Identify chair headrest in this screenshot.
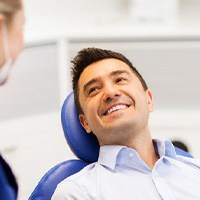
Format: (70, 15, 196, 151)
(61, 92, 99, 163)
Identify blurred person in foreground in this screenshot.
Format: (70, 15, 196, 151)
(53, 47, 200, 199)
(0, 0, 25, 199)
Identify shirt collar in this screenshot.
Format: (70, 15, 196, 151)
(153, 139, 177, 159)
(98, 145, 124, 170)
(98, 139, 177, 171)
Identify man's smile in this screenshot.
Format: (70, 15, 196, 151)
(103, 103, 130, 116)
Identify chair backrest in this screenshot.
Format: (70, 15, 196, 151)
(28, 160, 88, 200)
(61, 92, 99, 163)
(29, 92, 193, 199)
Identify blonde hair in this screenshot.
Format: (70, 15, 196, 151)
(0, 0, 22, 25)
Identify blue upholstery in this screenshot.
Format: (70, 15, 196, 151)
(61, 92, 99, 163)
(28, 160, 88, 200)
(0, 164, 16, 200)
(29, 92, 193, 200)
(0, 155, 18, 200)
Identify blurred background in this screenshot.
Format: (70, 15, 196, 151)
(0, 0, 200, 199)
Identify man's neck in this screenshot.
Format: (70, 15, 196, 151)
(124, 128, 159, 169)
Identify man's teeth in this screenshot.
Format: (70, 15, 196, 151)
(107, 105, 127, 115)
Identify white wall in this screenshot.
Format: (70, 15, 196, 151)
(23, 0, 128, 40)
(23, 0, 200, 42)
(24, 0, 126, 23)
(23, 0, 200, 24)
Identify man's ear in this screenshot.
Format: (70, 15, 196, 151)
(79, 114, 92, 133)
(146, 89, 154, 112)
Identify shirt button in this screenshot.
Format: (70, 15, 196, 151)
(129, 153, 134, 157)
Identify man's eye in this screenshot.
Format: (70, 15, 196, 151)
(88, 87, 99, 95)
(116, 77, 126, 83)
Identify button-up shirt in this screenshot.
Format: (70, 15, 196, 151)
(52, 139, 200, 200)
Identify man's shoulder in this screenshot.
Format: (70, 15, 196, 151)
(52, 162, 98, 199)
(60, 162, 98, 186)
(176, 155, 200, 169)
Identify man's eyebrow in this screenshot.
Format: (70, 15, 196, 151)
(83, 78, 99, 92)
(110, 70, 131, 77)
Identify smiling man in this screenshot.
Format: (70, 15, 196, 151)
(52, 47, 200, 200)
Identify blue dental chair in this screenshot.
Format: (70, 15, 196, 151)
(28, 92, 193, 200)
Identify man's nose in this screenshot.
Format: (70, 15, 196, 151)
(102, 84, 121, 102)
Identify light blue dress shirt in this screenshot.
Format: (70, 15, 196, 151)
(52, 139, 200, 199)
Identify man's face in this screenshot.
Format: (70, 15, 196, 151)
(78, 58, 154, 146)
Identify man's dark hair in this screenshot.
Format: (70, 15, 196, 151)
(71, 47, 148, 114)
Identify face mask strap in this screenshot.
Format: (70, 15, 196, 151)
(1, 22, 10, 61)
(0, 22, 12, 85)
